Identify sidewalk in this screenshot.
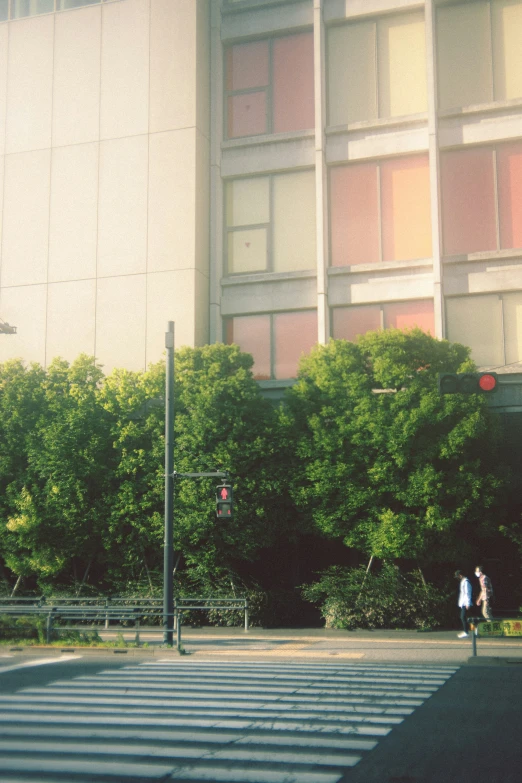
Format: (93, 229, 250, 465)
(97, 625, 522, 665)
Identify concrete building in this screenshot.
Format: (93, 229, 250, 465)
(1, 0, 522, 386)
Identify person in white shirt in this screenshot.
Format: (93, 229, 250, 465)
(455, 569, 472, 638)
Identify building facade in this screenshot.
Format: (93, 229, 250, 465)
(1, 0, 522, 382)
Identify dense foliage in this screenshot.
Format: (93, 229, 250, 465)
(284, 329, 506, 565)
(0, 330, 517, 628)
(301, 564, 451, 630)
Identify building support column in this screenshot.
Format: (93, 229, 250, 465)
(425, 0, 445, 338)
(314, 0, 329, 345)
(209, 2, 224, 343)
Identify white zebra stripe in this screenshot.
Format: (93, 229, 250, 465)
(0, 660, 458, 783)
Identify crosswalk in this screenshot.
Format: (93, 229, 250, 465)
(0, 660, 458, 782)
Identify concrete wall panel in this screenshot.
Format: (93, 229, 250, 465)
(46, 279, 96, 363)
(2, 149, 50, 287)
(0, 24, 7, 157)
(150, 0, 196, 134)
(0, 284, 47, 365)
(49, 142, 98, 282)
(100, 0, 149, 140)
(96, 274, 146, 372)
(53, 5, 101, 147)
(98, 135, 148, 277)
(5, 14, 54, 154)
(148, 129, 196, 273)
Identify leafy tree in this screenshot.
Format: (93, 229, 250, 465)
(99, 344, 295, 593)
(0, 360, 48, 591)
(284, 329, 506, 565)
(2, 356, 115, 591)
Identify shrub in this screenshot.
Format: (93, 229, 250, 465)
(302, 564, 450, 630)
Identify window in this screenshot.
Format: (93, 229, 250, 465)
(446, 292, 522, 366)
(226, 170, 316, 274)
(225, 32, 314, 139)
(437, 0, 522, 111)
(327, 11, 427, 126)
(11, 0, 53, 16)
(332, 301, 434, 342)
(225, 310, 318, 380)
(440, 141, 522, 256)
(330, 155, 432, 266)
(3, 0, 113, 18)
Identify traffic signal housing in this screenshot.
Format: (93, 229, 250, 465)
(437, 372, 498, 395)
(216, 483, 233, 519)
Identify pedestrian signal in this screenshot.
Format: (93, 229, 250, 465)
(216, 484, 233, 519)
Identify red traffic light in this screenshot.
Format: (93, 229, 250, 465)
(478, 373, 497, 392)
(437, 372, 498, 394)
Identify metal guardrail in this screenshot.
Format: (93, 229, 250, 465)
(0, 596, 249, 646)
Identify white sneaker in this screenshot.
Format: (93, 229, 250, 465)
(458, 632, 468, 638)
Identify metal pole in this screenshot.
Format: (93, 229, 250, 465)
(163, 322, 175, 646)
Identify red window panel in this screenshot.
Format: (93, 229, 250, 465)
(227, 92, 267, 138)
(384, 300, 434, 334)
(272, 33, 315, 133)
(497, 141, 522, 251)
(441, 148, 497, 255)
(226, 41, 270, 91)
(274, 311, 317, 379)
(330, 163, 380, 266)
(226, 315, 271, 380)
(332, 306, 382, 341)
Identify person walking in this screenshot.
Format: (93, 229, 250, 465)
(475, 565, 494, 621)
(455, 570, 472, 638)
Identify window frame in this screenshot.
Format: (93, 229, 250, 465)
(436, 0, 522, 112)
(445, 291, 522, 367)
(1, 0, 114, 19)
(440, 140, 522, 257)
(225, 169, 316, 276)
(331, 299, 435, 342)
(326, 9, 428, 128)
(225, 309, 318, 380)
(224, 30, 314, 141)
(329, 153, 432, 267)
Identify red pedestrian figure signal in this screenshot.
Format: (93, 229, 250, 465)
(216, 484, 233, 519)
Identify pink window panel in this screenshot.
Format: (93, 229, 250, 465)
(226, 41, 270, 91)
(441, 148, 497, 255)
(384, 300, 434, 335)
(226, 315, 271, 380)
(497, 142, 522, 251)
(272, 33, 315, 133)
(227, 92, 267, 138)
(380, 155, 432, 263)
(330, 163, 380, 266)
(274, 311, 318, 379)
(332, 306, 382, 342)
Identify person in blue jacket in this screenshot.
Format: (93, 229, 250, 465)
(455, 570, 472, 638)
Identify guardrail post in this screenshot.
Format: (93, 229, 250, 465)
(173, 598, 177, 631)
(244, 599, 249, 632)
(105, 599, 109, 630)
(135, 617, 140, 647)
(176, 613, 181, 651)
(46, 610, 54, 644)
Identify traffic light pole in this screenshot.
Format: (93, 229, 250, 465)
(163, 321, 175, 646)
